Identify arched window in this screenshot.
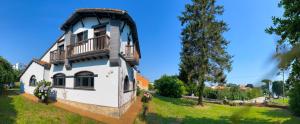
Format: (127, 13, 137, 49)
(29, 75, 36, 86)
(132, 79, 136, 90)
(74, 71, 94, 89)
(124, 76, 129, 92)
(53, 73, 66, 88)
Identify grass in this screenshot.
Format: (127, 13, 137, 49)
(0, 89, 103, 124)
(271, 98, 289, 106)
(136, 95, 300, 124)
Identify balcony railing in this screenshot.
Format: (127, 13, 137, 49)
(124, 45, 139, 65)
(67, 35, 110, 61)
(50, 50, 65, 64)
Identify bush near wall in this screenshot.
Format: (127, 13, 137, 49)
(154, 75, 186, 98)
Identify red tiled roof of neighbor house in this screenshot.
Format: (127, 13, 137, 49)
(136, 73, 149, 90)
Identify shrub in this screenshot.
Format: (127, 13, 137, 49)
(140, 92, 152, 120)
(289, 81, 300, 116)
(154, 75, 185, 98)
(203, 86, 263, 101)
(34, 80, 51, 104)
(136, 86, 141, 96)
(203, 87, 218, 99)
(148, 83, 154, 91)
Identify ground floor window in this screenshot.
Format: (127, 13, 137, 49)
(74, 71, 94, 89)
(53, 73, 66, 88)
(29, 75, 36, 86)
(124, 76, 129, 92)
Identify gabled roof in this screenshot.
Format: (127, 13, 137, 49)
(61, 8, 141, 58)
(19, 59, 51, 79)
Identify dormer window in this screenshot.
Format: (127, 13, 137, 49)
(76, 30, 88, 42)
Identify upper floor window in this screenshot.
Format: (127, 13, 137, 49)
(53, 73, 66, 88)
(124, 76, 129, 92)
(29, 75, 36, 86)
(74, 71, 94, 89)
(94, 26, 106, 37)
(76, 30, 88, 42)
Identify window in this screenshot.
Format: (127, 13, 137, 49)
(124, 76, 129, 92)
(76, 30, 88, 42)
(133, 79, 136, 90)
(29, 75, 36, 86)
(74, 71, 94, 89)
(94, 26, 106, 37)
(53, 73, 66, 88)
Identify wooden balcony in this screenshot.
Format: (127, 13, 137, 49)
(124, 45, 139, 65)
(50, 50, 65, 64)
(67, 35, 110, 62)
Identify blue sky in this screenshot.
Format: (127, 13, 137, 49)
(0, 0, 283, 85)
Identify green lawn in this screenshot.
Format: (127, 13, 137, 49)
(137, 96, 300, 124)
(0, 89, 102, 124)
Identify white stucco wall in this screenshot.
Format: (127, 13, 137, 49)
(20, 62, 47, 94)
(119, 58, 136, 106)
(50, 59, 119, 107)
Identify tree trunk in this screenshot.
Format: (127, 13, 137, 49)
(197, 80, 205, 106)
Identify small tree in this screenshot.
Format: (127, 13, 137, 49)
(0, 56, 16, 95)
(261, 79, 272, 97)
(154, 75, 185, 98)
(272, 81, 284, 97)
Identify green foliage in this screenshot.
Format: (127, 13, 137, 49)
(178, 0, 232, 105)
(0, 56, 19, 95)
(0, 56, 15, 83)
(287, 60, 300, 116)
(183, 81, 197, 96)
(203, 87, 263, 100)
(272, 80, 284, 97)
(136, 86, 141, 96)
(34, 80, 51, 103)
(266, 0, 300, 116)
(148, 83, 154, 91)
(154, 75, 185, 98)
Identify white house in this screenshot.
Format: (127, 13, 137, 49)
(19, 8, 141, 118)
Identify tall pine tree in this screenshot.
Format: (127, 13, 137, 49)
(179, 0, 232, 105)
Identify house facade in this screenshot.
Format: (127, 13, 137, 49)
(19, 8, 141, 118)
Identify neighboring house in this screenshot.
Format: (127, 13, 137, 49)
(136, 73, 149, 90)
(19, 8, 141, 118)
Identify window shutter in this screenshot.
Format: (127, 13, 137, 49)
(83, 30, 88, 41)
(71, 34, 76, 45)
